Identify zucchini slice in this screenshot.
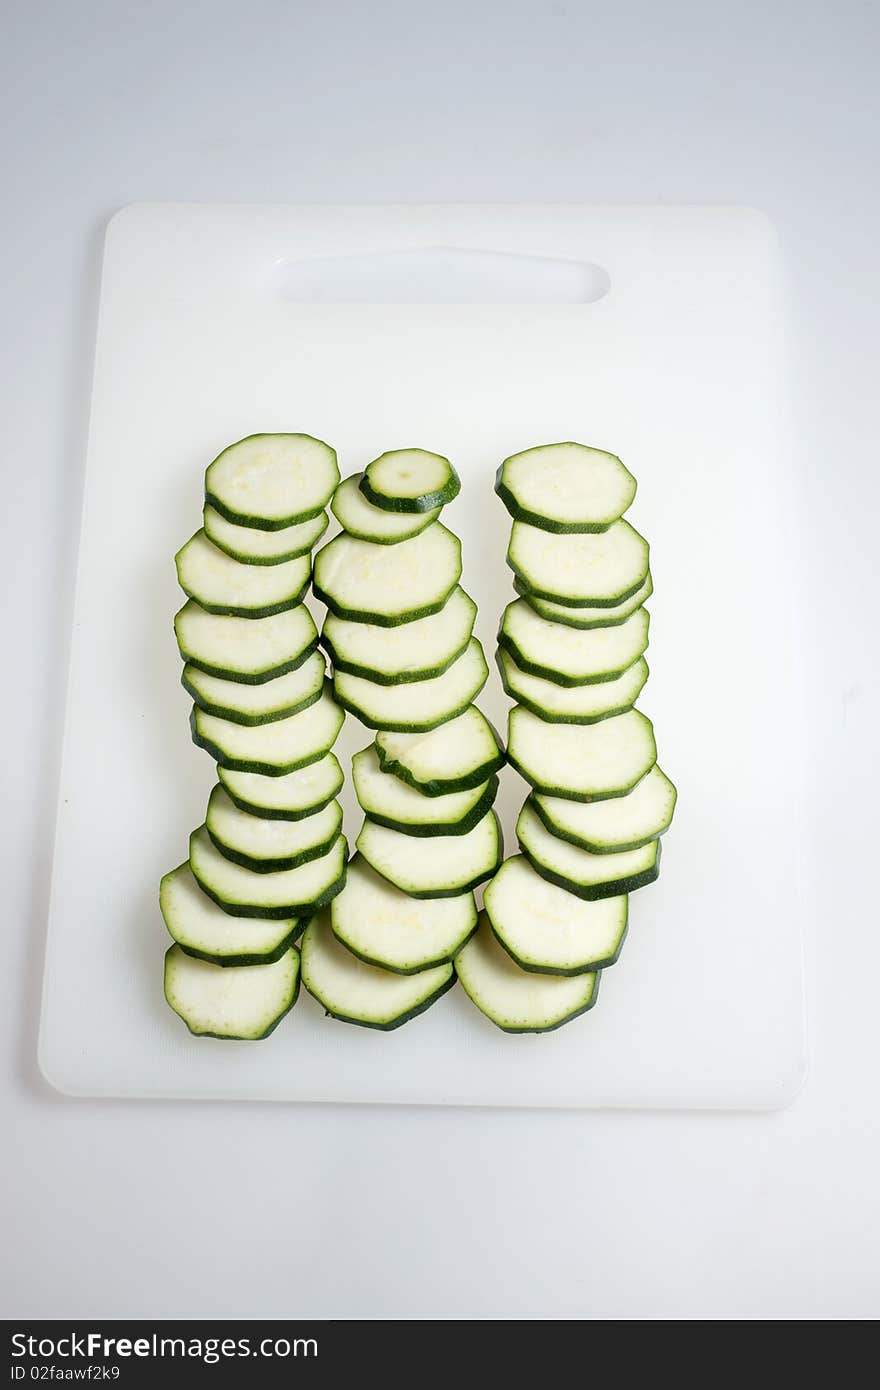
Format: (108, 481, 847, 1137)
(515, 572, 653, 629)
(355, 810, 502, 898)
(331, 474, 441, 543)
(360, 448, 460, 513)
(164, 942, 300, 1038)
(189, 824, 347, 918)
(160, 862, 305, 966)
(205, 433, 339, 530)
(333, 637, 488, 732)
(174, 530, 310, 617)
(507, 705, 656, 801)
(331, 854, 477, 974)
(353, 743, 498, 836)
(495, 442, 636, 533)
(314, 523, 462, 626)
(219, 754, 344, 821)
(191, 683, 344, 775)
(203, 504, 328, 565)
(531, 765, 677, 853)
(301, 910, 455, 1030)
(206, 786, 343, 873)
(517, 801, 661, 899)
(182, 650, 326, 726)
(375, 707, 505, 796)
(174, 600, 319, 685)
(454, 914, 600, 1034)
(499, 599, 649, 686)
(322, 587, 476, 685)
(507, 519, 649, 607)
(484, 855, 628, 975)
(497, 650, 648, 724)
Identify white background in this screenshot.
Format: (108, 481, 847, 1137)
(2, 0, 877, 1319)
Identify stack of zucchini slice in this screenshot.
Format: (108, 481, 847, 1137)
(300, 449, 506, 1029)
(162, 434, 348, 1038)
(456, 442, 677, 1033)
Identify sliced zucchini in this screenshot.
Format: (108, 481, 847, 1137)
(507, 518, 649, 607)
(174, 600, 318, 684)
(531, 765, 677, 853)
(301, 911, 455, 1030)
(191, 683, 344, 775)
(515, 572, 653, 629)
(189, 824, 347, 918)
(499, 599, 649, 686)
(182, 650, 326, 726)
(160, 862, 304, 966)
(204, 504, 328, 565)
(322, 587, 476, 685)
(517, 801, 661, 899)
(164, 943, 300, 1038)
(174, 530, 310, 617)
(375, 707, 505, 796)
(219, 754, 344, 821)
(355, 810, 502, 898)
(313, 523, 462, 626)
(455, 914, 600, 1034)
(497, 649, 648, 724)
(331, 854, 477, 973)
(507, 705, 656, 801)
(206, 785, 343, 873)
(205, 433, 339, 530)
(360, 448, 460, 513)
(333, 637, 488, 732)
(331, 474, 441, 543)
(353, 743, 497, 836)
(483, 855, 627, 974)
(495, 441, 636, 532)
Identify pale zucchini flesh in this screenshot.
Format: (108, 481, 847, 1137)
(219, 754, 344, 821)
(189, 824, 347, 919)
(191, 683, 344, 775)
(515, 572, 653, 629)
(499, 599, 649, 686)
(517, 801, 661, 899)
(203, 504, 328, 565)
(532, 765, 677, 853)
(322, 587, 476, 685)
(206, 786, 343, 873)
(301, 910, 455, 1030)
(360, 448, 460, 513)
(160, 863, 305, 966)
(356, 810, 502, 898)
(182, 651, 326, 726)
(164, 943, 301, 1038)
(497, 650, 649, 724)
(313, 523, 462, 625)
(174, 600, 319, 684)
(375, 707, 505, 795)
(205, 433, 339, 529)
(507, 705, 657, 801)
(495, 442, 637, 533)
(507, 518, 649, 607)
(484, 855, 628, 975)
(333, 637, 488, 732)
(331, 474, 440, 543)
(454, 914, 600, 1034)
(331, 855, 477, 974)
(174, 530, 310, 617)
(353, 743, 498, 836)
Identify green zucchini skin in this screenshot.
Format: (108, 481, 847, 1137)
(495, 470, 616, 535)
(374, 740, 505, 797)
(189, 707, 335, 777)
(181, 667, 323, 726)
(219, 779, 342, 823)
(308, 969, 457, 1030)
(489, 916, 628, 977)
(475, 978, 601, 1034)
(163, 945, 301, 1037)
(496, 620, 648, 688)
(513, 572, 654, 629)
(204, 506, 328, 564)
(361, 775, 499, 838)
(357, 813, 504, 899)
(175, 569, 310, 620)
(313, 580, 455, 629)
(320, 629, 472, 687)
(192, 861, 347, 921)
(332, 678, 487, 735)
(359, 451, 461, 514)
(506, 561, 646, 609)
(205, 432, 339, 531)
(527, 792, 672, 855)
(520, 840, 662, 901)
(179, 634, 320, 686)
(177, 920, 307, 969)
(206, 808, 343, 875)
(334, 924, 478, 977)
(495, 649, 646, 725)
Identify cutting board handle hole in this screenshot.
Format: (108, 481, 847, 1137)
(270, 247, 610, 304)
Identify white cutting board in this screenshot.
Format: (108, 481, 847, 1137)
(39, 204, 807, 1108)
